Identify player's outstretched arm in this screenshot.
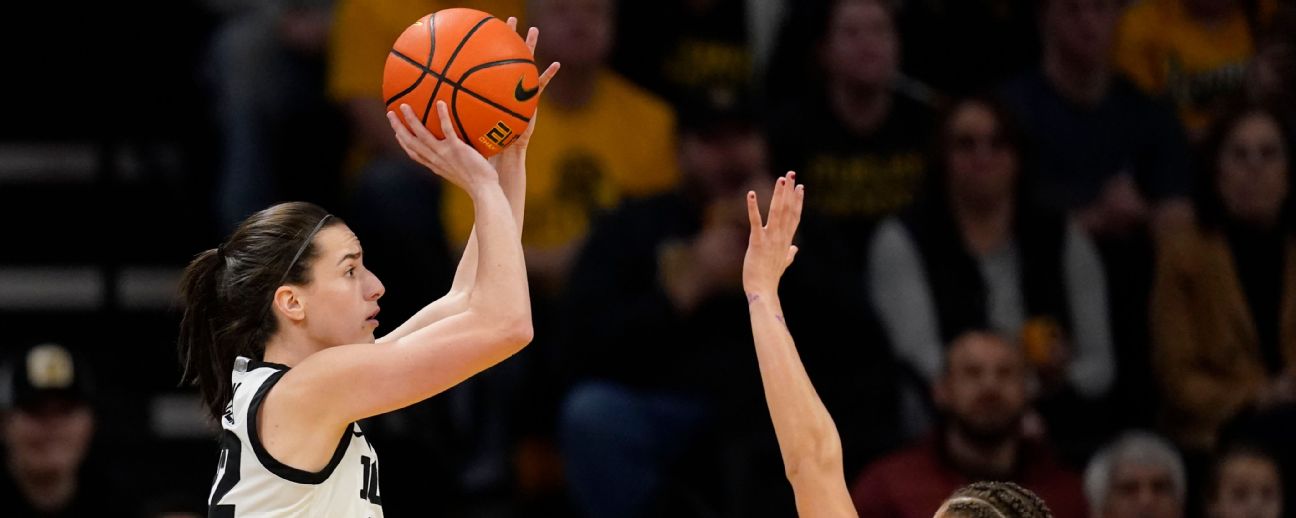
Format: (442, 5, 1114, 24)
(379, 19, 559, 344)
(274, 99, 533, 439)
(744, 172, 857, 518)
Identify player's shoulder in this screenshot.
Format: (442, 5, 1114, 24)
(224, 357, 288, 426)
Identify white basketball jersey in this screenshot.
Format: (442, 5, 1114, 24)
(208, 357, 384, 517)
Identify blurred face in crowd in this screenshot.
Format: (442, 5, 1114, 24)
(946, 101, 1019, 210)
(1103, 461, 1183, 518)
(681, 126, 767, 201)
(1250, 42, 1295, 104)
(1043, 0, 1120, 68)
(935, 333, 1028, 446)
(1216, 112, 1290, 228)
(821, 0, 898, 90)
(530, 0, 614, 70)
(1209, 453, 1283, 518)
(3, 400, 94, 481)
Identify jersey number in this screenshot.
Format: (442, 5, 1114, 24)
(209, 430, 242, 517)
(360, 455, 382, 505)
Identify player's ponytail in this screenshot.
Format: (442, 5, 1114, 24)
(177, 202, 343, 421)
(178, 247, 231, 421)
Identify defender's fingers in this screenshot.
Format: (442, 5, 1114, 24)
(769, 175, 789, 227)
(775, 172, 797, 228)
(746, 191, 764, 231)
(788, 184, 805, 233)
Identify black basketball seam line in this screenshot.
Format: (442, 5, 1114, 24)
(388, 50, 534, 123)
(422, 15, 495, 125)
(384, 13, 437, 107)
(451, 88, 471, 146)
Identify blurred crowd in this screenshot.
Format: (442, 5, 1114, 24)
(3, 0, 1296, 517)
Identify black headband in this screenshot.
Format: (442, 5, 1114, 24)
(277, 214, 333, 288)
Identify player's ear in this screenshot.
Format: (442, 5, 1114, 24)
(272, 286, 307, 322)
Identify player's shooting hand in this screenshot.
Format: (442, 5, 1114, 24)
(388, 101, 499, 194)
(743, 171, 804, 296)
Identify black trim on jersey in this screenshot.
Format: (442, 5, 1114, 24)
(245, 369, 353, 485)
(245, 358, 291, 372)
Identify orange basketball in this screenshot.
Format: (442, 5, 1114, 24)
(383, 8, 540, 158)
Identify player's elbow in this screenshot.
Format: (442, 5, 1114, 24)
(486, 311, 532, 351)
(783, 426, 844, 483)
(504, 316, 534, 348)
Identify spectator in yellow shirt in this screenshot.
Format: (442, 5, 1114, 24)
(441, 0, 681, 293)
(328, 0, 524, 162)
(1114, 0, 1275, 137)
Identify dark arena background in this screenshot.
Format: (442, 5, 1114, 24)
(2, 0, 1295, 517)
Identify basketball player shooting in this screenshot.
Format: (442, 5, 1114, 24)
(743, 173, 1055, 518)
(181, 18, 557, 517)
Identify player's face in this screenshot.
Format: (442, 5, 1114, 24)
(1209, 455, 1283, 518)
(3, 400, 94, 479)
(1103, 462, 1182, 518)
(1217, 112, 1289, 228)
(822, 0, 897, 89)
(946, 102, 1017, 208)
(300, 225, 385, 345)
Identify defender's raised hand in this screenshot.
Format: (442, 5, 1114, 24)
(743, 171, 805, 295)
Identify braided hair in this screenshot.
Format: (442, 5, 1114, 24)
(939, 482, 1053, 518)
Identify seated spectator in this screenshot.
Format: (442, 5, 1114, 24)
(612, 0, 755, 108)
(1151, 105, 1296, 454)
(850, 331, 1087, 518)
(1207, 444, 1283, 518)
(558, 96, 769, 518)
(767, 0, 934, 263)
(1115, 0, 1277, 137)
(0, 343, 139, 517)
(1000, 0, 1193, 435)
(1001, 0, 1192, 241)
(1083, 431, 1186, 518)
(440, 0, 681, 295)
(1248, 5, 1296, 134)
(443, 3, 683, 501)
(868, 96, 1113, 440)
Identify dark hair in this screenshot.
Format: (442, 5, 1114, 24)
(1193, 103, 1295, 232)
(178, 202, 344, 420)
(927, 95, 1035, 192)
(1208, 442, 1284, 502)
(942, 481, 1054, 518)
